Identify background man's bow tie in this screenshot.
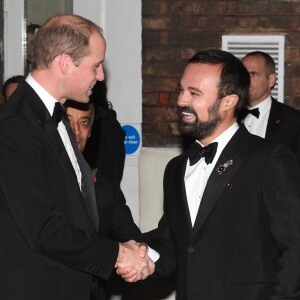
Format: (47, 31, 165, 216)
(52, 102, 63, 127)
(189, 142, 218, 166)
(245, 107, 260, 118)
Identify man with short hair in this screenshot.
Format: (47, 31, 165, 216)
(240, 51, 300, 163)
(0, 14, 152, 300)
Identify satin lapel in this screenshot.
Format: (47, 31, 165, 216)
(191, 126, 248, 240)
(265, 98, 283, 141)
(62, 117, 99, 233)
(43, 118, 76, 172)
(20, 81, 75, 172)
(174, 152, 194, 232)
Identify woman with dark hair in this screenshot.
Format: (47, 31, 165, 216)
(83, 80, 126, 182)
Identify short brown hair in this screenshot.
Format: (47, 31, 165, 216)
(33, 14, 103, 69)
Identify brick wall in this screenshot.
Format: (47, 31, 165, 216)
(142, 0, 300, 147)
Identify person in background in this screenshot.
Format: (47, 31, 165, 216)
(0, 14, 153, 300)
(83, 80, 126, 182)
(120, 49, 300, 299)
(1, 75, 25, 102)
(65, 100, 94, 153)
(64, 99, 157, 297)
(239, 51, 300, 164)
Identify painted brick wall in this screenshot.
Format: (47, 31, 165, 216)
(142, 0, 300, 147)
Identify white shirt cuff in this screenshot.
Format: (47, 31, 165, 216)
(147, 246, 160, 262)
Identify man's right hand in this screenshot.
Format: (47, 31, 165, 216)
(115, 240, 155, 282)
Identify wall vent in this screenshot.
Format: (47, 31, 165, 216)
(222, 35, 285, 102)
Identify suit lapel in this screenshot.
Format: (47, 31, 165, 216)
(265, 98, 283, 141)
(63, 117, 99, 232)
(174, 153, 194, 232)
(191, 126, 249, 240)
(182, 155, 194, 232)
(21, 82, 99, 232)
(43, 118, 76, 171)
(21, 81, 75, 172)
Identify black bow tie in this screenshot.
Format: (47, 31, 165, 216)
(245, 108, 260, 118)
(52, 102, 63, 127)
(189, 142, 218, 166)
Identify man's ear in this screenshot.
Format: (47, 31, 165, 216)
(268, 73, 277, 89)
(58, 54, 72, 75)
(222, 94, 238, 112)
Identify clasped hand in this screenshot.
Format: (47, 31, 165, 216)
(115, 240, 155, 282)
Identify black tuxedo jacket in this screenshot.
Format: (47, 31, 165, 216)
(0, 81, 141, 300)
(148, 125, 300, 300)
(239, 97, 300, 164)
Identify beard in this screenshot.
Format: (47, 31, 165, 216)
(179, 99, 221, 140)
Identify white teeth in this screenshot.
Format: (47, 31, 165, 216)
(182, 112, 194, 117)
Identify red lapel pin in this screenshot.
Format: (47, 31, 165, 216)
(226, 182, 233, 189)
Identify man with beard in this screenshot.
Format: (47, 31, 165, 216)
(120, 49, 300, 299)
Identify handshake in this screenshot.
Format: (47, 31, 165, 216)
(115, 240, 155, 282)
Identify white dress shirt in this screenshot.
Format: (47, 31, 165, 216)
(26, 74, 82, 189)
(185, 122, 239, 226)
(241, 96, 272, 138)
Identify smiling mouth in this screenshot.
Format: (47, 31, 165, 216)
(88, 83, 95, 91)
(181, 111, 196, 123)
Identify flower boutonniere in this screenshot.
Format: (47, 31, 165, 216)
(275, 119, 281, 125)
(92, 168, 98, 182)
(216, 160, 233, 175)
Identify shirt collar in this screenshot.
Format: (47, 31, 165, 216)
(26, 73, 59, 116)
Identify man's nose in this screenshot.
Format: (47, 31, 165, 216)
(177, 91, 189, 107)
(72, 123, 82, 136)
(96, 65, 105, 81)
